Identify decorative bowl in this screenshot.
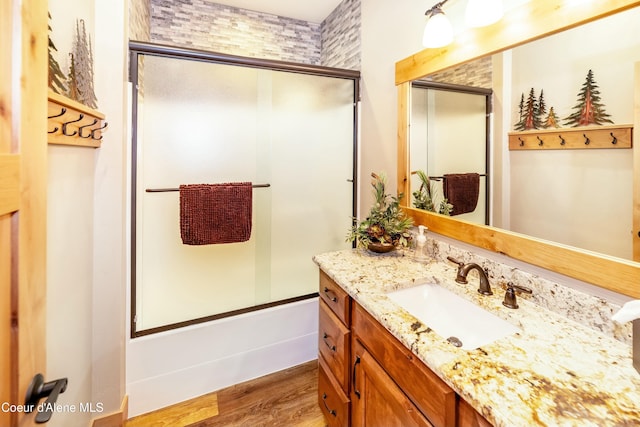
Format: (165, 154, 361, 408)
(367, 242, 396, 253)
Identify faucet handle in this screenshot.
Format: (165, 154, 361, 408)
(446, 256, 464, 267)
(447, 257, 468, 284)
(447, 256, 464, 268)
(502, 282, 533, 309)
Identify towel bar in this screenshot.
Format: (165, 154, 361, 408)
(146, 183, 270, 192)
(427, 174, 486, 181)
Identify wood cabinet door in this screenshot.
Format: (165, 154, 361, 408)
(1, 0, 48, 426)
(351, 341, 433, 427)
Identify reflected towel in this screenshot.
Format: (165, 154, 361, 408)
(179, 183, 252, 245)
(443, 173, 480, 216)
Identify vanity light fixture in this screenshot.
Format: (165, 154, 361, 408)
(422, 0, 504, 47)
(423, 0, 453, 48)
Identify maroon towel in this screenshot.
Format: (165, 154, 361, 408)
(179, 183, 252, 245)
(443, 173, 480, 216)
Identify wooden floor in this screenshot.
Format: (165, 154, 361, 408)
(126, 360, 327, 427)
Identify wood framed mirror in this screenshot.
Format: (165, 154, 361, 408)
(397, 0, 640, 298)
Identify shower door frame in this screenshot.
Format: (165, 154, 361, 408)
(411, 81, 492, 225)
(128, 41, 360, 337)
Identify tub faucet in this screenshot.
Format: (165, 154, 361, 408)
(447, 257, 493, 295)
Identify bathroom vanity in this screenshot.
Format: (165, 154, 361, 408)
(314, 241, 640, 427)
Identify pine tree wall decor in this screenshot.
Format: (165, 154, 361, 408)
(48, 12, 68, 95)
(543, 106, 561, 128)
(509, 72, 627, 150)
(514, 94, 525, 130)
(514, 88, 561, 130)
(72, 19, 98, 109)
(564, 69, 613, 126)
(48, 13, 99, 110)
(47, 13, 107, 147)
(512, 81, 606, 131)
(67, 53, 81, 102)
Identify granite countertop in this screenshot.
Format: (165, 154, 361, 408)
(313, 249, 640, 427)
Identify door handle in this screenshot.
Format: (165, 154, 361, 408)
(24, 373, 68, 423)
(352, 355, 361, 399)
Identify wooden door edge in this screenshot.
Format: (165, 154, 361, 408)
(91, 395, 128, 427)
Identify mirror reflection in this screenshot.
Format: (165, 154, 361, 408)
(409, 6, 639, 260)
(410, 82, 491, 225)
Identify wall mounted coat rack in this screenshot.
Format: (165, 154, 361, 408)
(48, 90, 107, 148)
(508, 124, 632, 150)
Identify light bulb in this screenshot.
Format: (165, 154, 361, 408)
(465, 0, 503, 28)
(422, 9, 453, 48)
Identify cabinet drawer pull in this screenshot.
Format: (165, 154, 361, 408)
(321, 393, 337, 416)
(322, 333, 337, 352)
(352, 355, 361, 399)
(323, 287, 338, 302)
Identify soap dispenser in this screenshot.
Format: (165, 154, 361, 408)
(415, 225, 428, 262)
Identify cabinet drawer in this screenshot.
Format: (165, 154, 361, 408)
(319, 270, 350, 325)
(319, 300, 350, 393)
(318, 357, 350, 427)
(353, 302, 456, 427)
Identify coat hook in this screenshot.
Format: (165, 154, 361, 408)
(583, 133, 590, 145)
(610, 132, 617, 145)
(537, 136, 544, 146)
(78, 119, 99, 138)
(90, 122, 108, 140)
(47, 107, 67, 134)
(61, 114, 84, 136)
(518, 137, 524, 146)
(48, 107, 66, 119)
(558, 135, 566, 145)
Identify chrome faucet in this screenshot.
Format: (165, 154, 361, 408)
(447, 257, 493, 295)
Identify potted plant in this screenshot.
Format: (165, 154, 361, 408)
(412, 170, 453, 215)
(347, 172, 413, 252)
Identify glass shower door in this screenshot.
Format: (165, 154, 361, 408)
(132, 51, 356, 334)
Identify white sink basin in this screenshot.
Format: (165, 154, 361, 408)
(387, 283, 519, 350)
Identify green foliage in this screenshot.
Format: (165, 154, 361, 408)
(412, 170, 453, 215)
(347, 172, 413, 249)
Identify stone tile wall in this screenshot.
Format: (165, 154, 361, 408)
(150, 0, 322, 65)
(321, 0, 361, 70)
(428, 56, 492, 88)
(149, 0, 361, 70)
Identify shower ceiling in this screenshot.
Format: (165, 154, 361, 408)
(211, 0, 343, 23)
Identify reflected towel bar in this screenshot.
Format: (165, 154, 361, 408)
(410, 171, 487, 181)
(427, 174, 486, 181)
(146, 183, 271, 192)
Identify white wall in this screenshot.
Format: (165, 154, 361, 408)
(92, 0, 128, 416)
(46, 147, 95, 427)
(359, 0, 424, 208)
(46, 0, 128, 425)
